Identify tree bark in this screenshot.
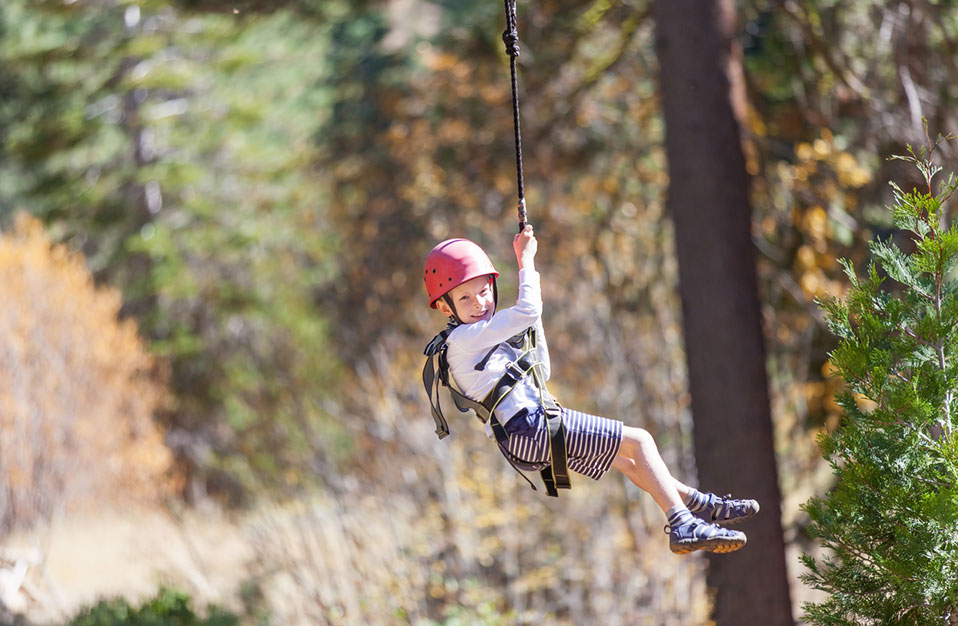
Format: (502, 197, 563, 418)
(652, 1, 793, 623)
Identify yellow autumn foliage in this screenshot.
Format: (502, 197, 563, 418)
(0, 213, 171, 535)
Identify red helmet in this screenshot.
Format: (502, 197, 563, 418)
(423, 238, 499, 309)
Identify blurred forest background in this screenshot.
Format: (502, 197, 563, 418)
(1, 0, 957, 624)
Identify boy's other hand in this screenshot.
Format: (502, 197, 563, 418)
(514, 223, 537, 270)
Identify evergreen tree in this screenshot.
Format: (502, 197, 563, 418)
(802, 135, 958, 626)
(0, 0, 346, 501)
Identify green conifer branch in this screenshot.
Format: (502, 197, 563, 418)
(803, 131, 958, 625)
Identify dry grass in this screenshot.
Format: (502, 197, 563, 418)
(3, 469, 712, 625)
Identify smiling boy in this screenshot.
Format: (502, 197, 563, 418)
(423, 225, 758, 554)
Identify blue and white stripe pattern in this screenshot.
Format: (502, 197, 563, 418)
(685, 489, 761, 525)
(497, 406, 623, 480)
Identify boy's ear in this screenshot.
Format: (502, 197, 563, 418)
(435, 299, 454, 318)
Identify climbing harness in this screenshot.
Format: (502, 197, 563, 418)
(422, 324, 571, 496)
(502, 0, 527, 232)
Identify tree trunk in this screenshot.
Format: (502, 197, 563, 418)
(652, 1, 793, 624)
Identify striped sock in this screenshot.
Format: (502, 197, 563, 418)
(684, 488, 714, 513)
(666, 505, 695, 529)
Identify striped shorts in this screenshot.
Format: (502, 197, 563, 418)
(497, 406, 623, 480)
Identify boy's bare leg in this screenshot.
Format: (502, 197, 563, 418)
(612, 426, 748, 554)
(672, 478, 695, 501)
(611, 432, 760, 527)
(611, 425, 685, 513)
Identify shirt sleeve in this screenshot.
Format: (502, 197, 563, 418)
(534, 317, 550, 382)
(448, 268, 542, 352)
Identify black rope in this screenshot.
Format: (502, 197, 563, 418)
(502, 0, 526, 232)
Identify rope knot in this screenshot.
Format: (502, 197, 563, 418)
(502, 29, 520, 57)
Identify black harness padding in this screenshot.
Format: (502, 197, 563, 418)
(423, 325, 456, 439)
(422, 325, 571, 496)
(541, 404, 570, 495)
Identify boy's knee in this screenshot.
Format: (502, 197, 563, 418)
(619, 426, 655, 459)
(623, 425, 654, 448)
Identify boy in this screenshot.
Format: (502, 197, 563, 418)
(423, 225, 758, 554)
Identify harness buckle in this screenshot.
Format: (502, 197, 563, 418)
(504, 359, 528, 381)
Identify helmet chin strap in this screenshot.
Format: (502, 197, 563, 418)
(442, 294, 464, 326)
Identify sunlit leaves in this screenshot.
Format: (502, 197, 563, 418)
(0, 214, 172, 536)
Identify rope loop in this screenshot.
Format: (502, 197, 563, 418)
(502, 0, 521, 58)
(502, 29, 520, 57)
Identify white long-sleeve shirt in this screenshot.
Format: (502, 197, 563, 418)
(443, 268, 551, 436)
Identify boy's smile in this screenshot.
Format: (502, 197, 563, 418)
(437, 274, 496, 324)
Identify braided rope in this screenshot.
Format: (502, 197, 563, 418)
(502, 0, 526, 232)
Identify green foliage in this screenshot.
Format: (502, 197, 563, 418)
(66, 588, 238, 626)
(802, 140, 958, 625)
(0, 0, 347, 500)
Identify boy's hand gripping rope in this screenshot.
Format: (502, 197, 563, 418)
(502, 0, 526, 233)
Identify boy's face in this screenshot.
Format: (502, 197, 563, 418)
(436, 275, 495, 324)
